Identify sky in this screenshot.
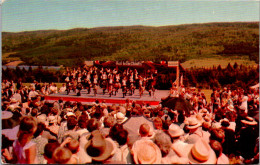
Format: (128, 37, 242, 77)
(1, 0, 259, 32)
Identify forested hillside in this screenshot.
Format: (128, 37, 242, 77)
(2, 22, 259, 66)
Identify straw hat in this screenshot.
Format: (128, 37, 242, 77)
(186, 117, 202, 129)
(188, 139, 217, 164)
(168, 124, 184, 138)
(241, 116, 257, 126)
(132, 140, 162, 164)
(115, 112, 128, 124)
(84, 130, 115, 162)
(2, 111, 13, 119)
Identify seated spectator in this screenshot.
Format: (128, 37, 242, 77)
(59, 84, 67, 93)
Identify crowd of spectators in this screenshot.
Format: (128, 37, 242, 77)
(1, 76, 259, 164)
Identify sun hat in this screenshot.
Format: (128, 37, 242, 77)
(241, 116, 257, 126)
(188, 139, 217, 164)
(115, 112, 128, 124)
(2, 111, 13, 119)
(84, 130, 115, 162)
(132, 139, 162, 164)
(168, 124, 184, 138)
(186, 117, 202, 129)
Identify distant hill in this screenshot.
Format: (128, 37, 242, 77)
(2, 22, 259, 66)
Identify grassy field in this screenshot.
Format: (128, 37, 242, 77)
(2, 52, 22, 64)
(181, 56, 257, 69)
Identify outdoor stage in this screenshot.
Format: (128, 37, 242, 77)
(44, 89, 170, 106)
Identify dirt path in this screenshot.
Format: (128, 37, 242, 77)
(5, 61, 24, 66)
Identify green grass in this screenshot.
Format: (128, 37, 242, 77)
(181, 57, 257, 69)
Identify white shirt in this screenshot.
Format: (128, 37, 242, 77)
(29, 90, 39, 100)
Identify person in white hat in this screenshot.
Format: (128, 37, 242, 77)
(184, 117, 203, 144)
(132, 139, 162, 164)
(187, 139, 217, 164)
(47, 115, 59, 136)
(115, 112, 128, 124)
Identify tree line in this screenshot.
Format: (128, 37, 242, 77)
(2, 63, 258, 90)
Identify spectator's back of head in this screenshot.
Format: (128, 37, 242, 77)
(109, 123, 124, 140)
(34, 122, 46, 138)
(87, 118, 99, 132)
(210, 128, 225, 144)
(115, 129, 128, 146)
(78, 115, 88, 129)
(67, 116, 78, 130)
(154, 117, 163, 130)
(210, 140, 223, 158)
(44, 142, 60, 162)
(103, 116, 116, 128)
(31, 108, 38, 117)
(52, 147, 72, 164)
(139, 123, 150, 137)
(202, 122, 211, 132)
(154, 132, 172, 157)
(67, 139, 80, 154)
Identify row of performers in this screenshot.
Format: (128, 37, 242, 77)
(65, 75, 157, 98)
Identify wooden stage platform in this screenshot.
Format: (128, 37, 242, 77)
(44, 89, 170, 106)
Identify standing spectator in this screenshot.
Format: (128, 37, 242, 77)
(32, 123, 48, 164)
(12, 116, 38, 164)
